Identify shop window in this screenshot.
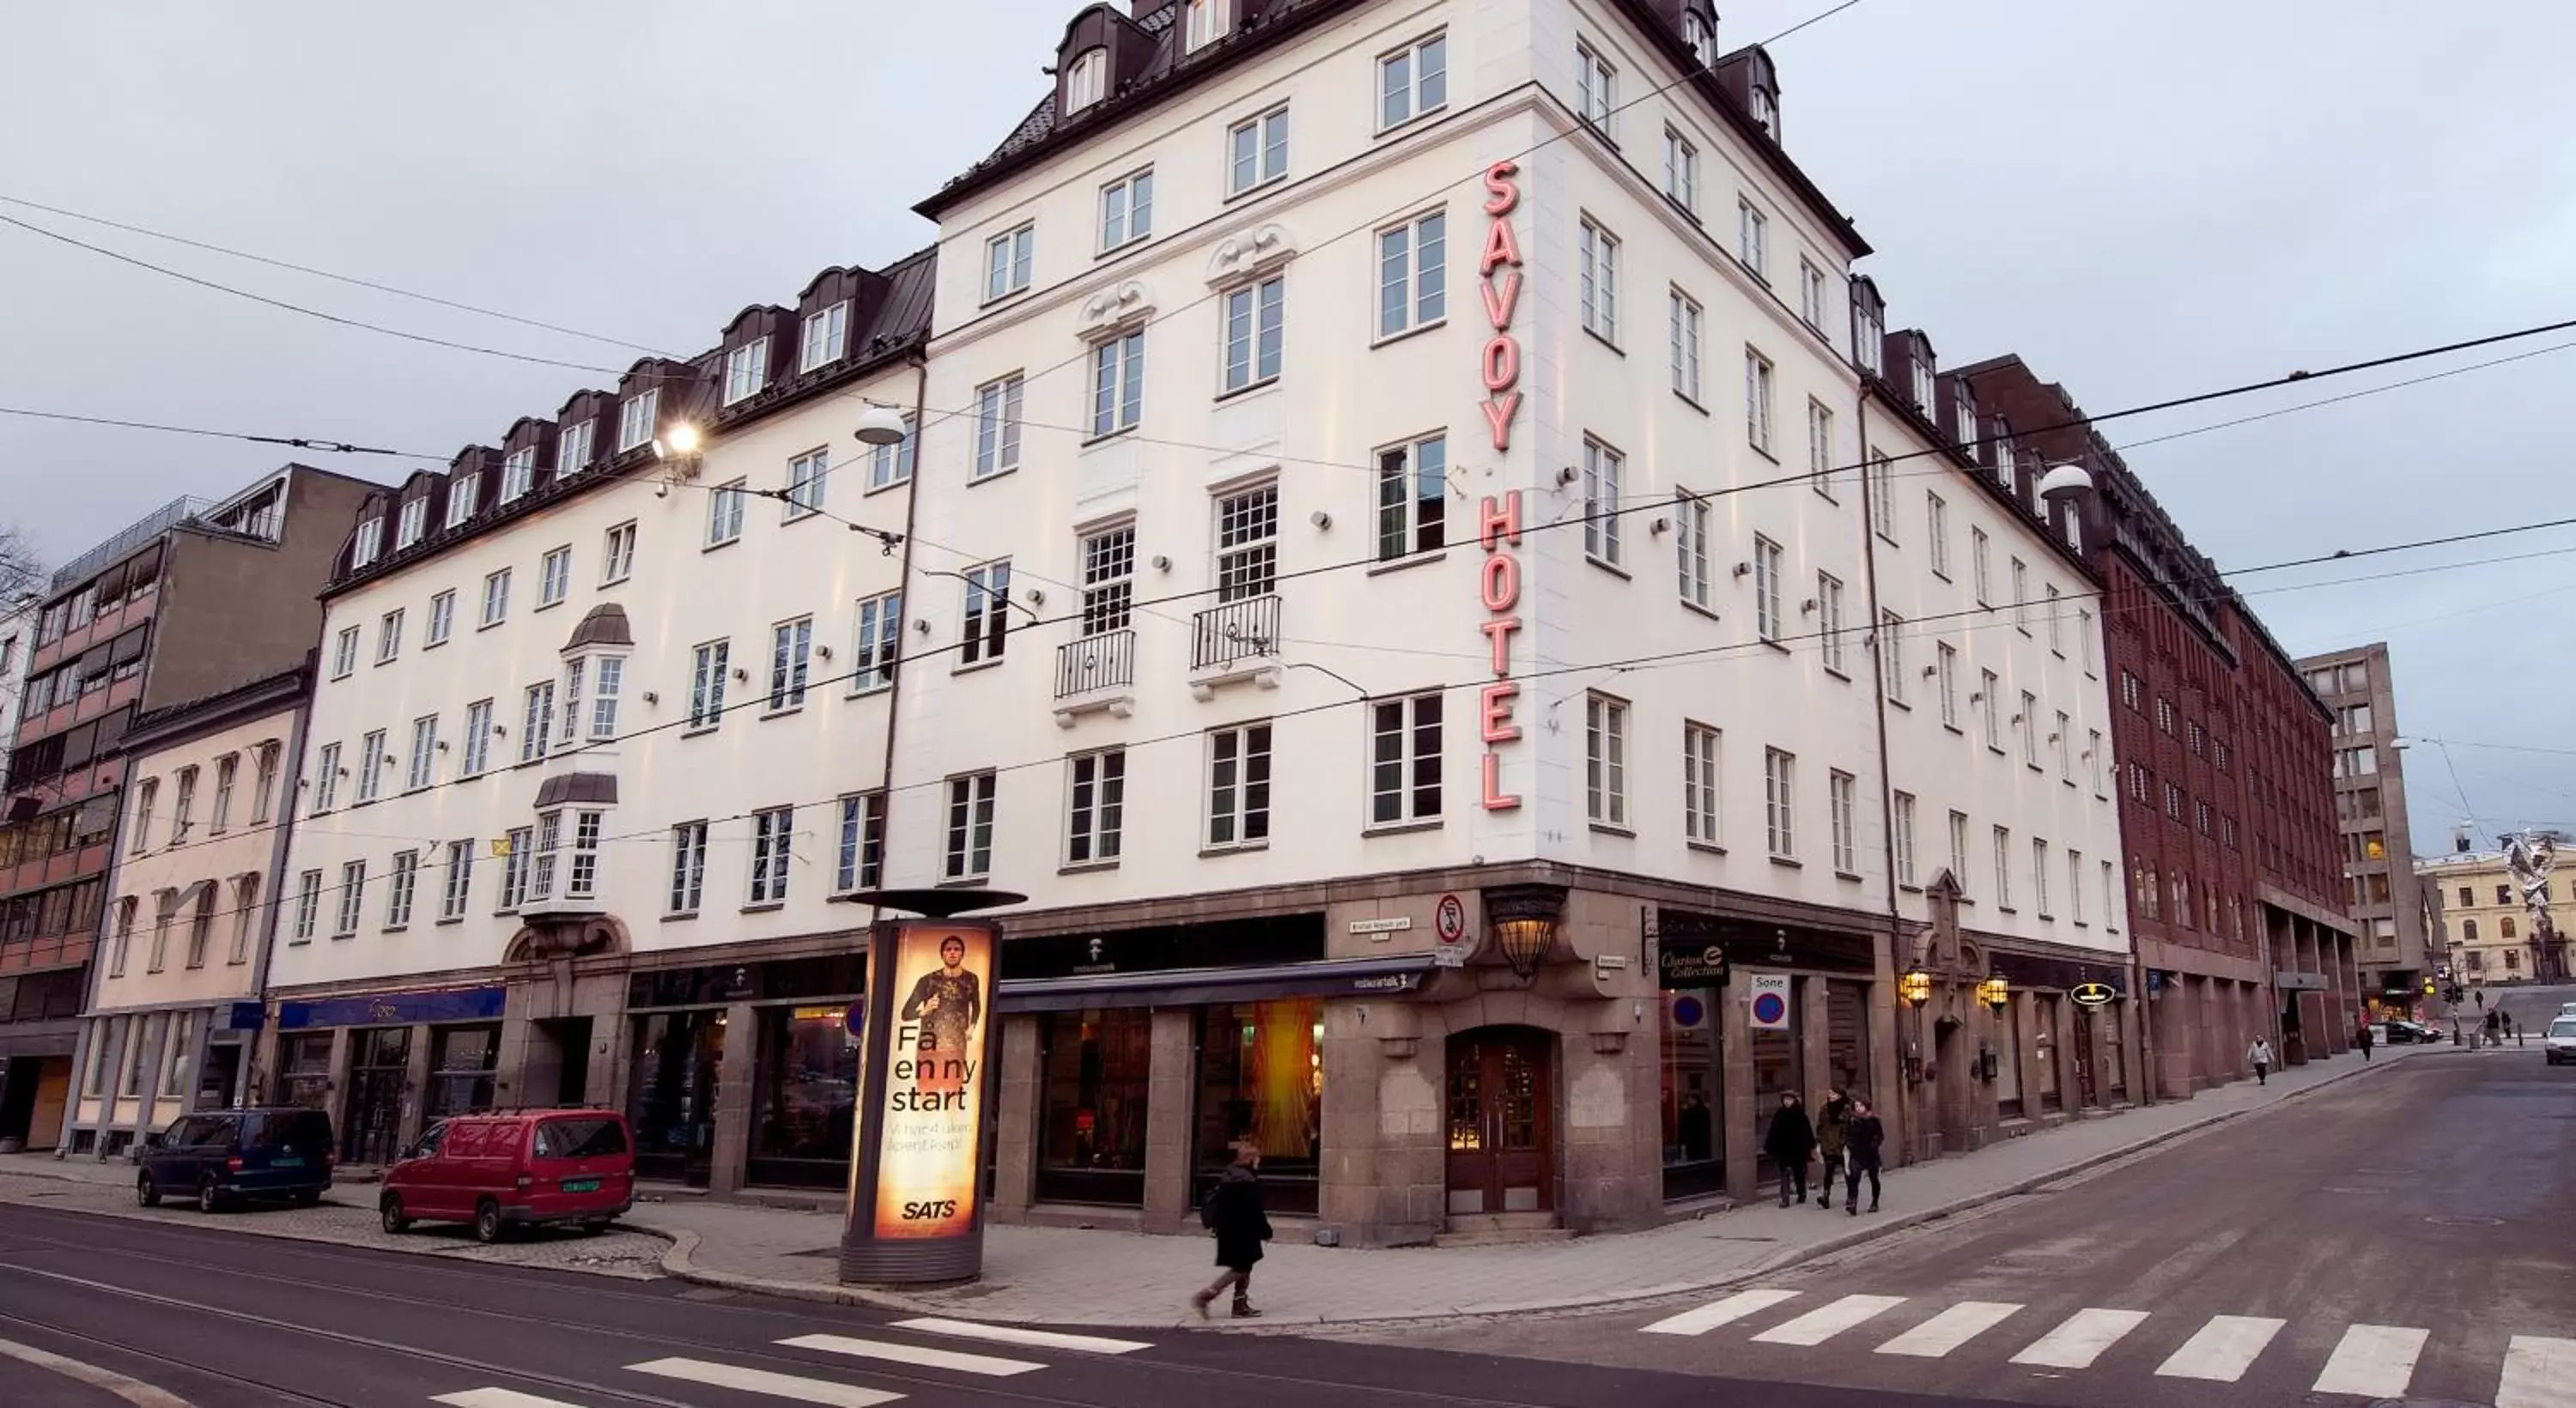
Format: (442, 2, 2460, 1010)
(1993, 995, 2024, 1119)
(749, 1005, 863, 1188)
(1660, 990, 1724, 1201)
(2033, 998, 2063, 1112)
(1035, 1008, 1151, 1206)
(340, 1027, 412, 1166)
(629, 1010, 726, 1187)
(279, 1034, 333, 1110)
(426, 1024, 500, 1120)
(1194, 1001, 1321, 1217)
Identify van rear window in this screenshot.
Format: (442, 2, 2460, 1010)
(533, 1117, 629, 1159)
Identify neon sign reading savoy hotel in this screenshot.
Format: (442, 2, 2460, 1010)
(1478, 158, 1522, 812)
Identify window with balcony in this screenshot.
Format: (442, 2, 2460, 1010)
(1368, 693, 1443, 827)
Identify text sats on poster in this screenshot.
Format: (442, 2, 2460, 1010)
(871, 924, 993, 1241)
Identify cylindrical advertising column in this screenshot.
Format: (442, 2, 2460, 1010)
(837, 889, 1020, 1287)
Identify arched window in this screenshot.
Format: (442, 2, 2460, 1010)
(2501, 916, 2518, 939)
(2463, 919, 2478, 942)
(1066, 47, 1108, 111)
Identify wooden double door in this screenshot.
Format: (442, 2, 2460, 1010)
(1444, 1028, 1554, 1217)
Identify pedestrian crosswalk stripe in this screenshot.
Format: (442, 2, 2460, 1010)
(2154, 1314, 2285, 1382)
(2310, 1324, 2427, 1397)
(431, 1393, 586, 1408)
(1639, 1289, 1801, 1337)
(887, 1318, 1151, 1356)
(2008, 1308, 2150, 1369)
(626, 1357, 904, 1406)
(1750, 1295, 1907, 1347)
(1874, 1302, 2022, 1358)
(2498, 1335, 2576, 1408)
(777, 1333, 1044, 1378)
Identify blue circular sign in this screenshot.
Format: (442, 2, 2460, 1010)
(1672, 996, 1706, 1028)
(1751, 992, 1789, 1026)
(844, 1000, 867, 1036)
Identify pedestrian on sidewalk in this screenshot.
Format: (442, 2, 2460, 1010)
(1814, 1088, 1851, 1212)
(2502, 1011, 2518, 1047)
(1192, 1139, 1273, 1320)
(1764, 1093, 1817, 1207)
(2484, 1009, 2502, 1048)
(1843, 1098, 1886, 1215)
(2357, 1022, 2374, 1061)
(2248, 1036, 2275, 1085)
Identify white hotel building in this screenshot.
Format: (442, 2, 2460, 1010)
(262, 0, 2130, 1239)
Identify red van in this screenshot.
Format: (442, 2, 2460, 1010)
(379, 1108, 634, 1243)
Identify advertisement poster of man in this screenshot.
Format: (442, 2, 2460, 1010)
(871, 925, 993, 1240)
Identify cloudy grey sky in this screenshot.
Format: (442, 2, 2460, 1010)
(4, 0, 2572, 852)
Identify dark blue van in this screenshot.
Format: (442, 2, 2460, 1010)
(137, 1108, 335, 1212)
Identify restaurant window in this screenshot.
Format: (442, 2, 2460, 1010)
(1194, 1000, 1321, 1217)
(1035, 1007, 1151, 1206)
(629, 1009, 726, 1187)
(1660, 986, 1724, 1200)
(749, 1005, 863, 1188)
(425, 1024, 500, 1120)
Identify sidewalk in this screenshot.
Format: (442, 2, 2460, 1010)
(0, 1044, 2447, 1330)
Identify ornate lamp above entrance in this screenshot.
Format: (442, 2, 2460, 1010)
(1483, 883, 1564, 981)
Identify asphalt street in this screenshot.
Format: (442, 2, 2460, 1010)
(0, 1197, 1992, 1408)
(1342, 1038, 2576, 1406)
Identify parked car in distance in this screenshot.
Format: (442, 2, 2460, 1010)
(379, 1108, 635, 1243)
(2379, 1020, 2439, 1045)
(137, 1108, 336, 1213)
(2546, 1017, 2576, 1066)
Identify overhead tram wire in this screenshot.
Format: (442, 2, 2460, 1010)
(0, 405, 414, 458)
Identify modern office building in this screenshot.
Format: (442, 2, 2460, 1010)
(2296, 641, 2432, 1006)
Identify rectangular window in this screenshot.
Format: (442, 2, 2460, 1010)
(1684, 722, 1721, 847)
(500, 826, 532, 911)
(1578, 217, 1619, 342)
(2033, 839, 2051, 917)
(784, 448, 829, 519)
(1221, 276, 1285, 392)
(459, 699, 492, 777)
(377, 610, 404, 665)
(1893, 792, 1918, 887)
(1066, 748, 1127, 865)
(2011, 557, 2029, 630)
(1753, 536, 1784, 642)
(426, 590, 455, 646)
(1206, 722, 1274, 848)
(310, 743, 338, 813)
(292, 870, 321, 942)
(749, 806, 795, 905)
(829, 792, 888, 894)
(1927, 494, 1951, 577)
(521, 681, 555, 763)
(591, 524, 635, 590)
(1675, 493, 1712, 610)
(335, 860, 366, 936)
(668, 822, 708, 914)
(558, 418, 595, 477)
(1378, 31, 1447, 130)
(868, 416, 916, 490)
(1227, 106, 1290, 195)
(960, 560, 1012, 665)
(331, 626, 359, 679)
(707, 479, 746, 548)
(1744, 348, 1775, 454)
(1869, 454, 1896, 541)
(1369, 694, 1443, 826)
(2080, 611, 2097, 675)
(1971, 529, 1992, 605)
(617, 389, 659, 452)
(355, 730, 386, 804)
(2045, 585, 2063, 652)
(2020, 691, 2039, 768)
(481, 568, 510, 628)
(1091, 331, 1145, 436)
(2088, 729, 2106, 795)
(1668, 288, 1703, 402)
(445, 474, 478, 528)
(397, 498, 427, 550)
(1764, 749, 1796, 859)
(252, 745, 279, 824)
(1799, 258, 1827, 329)
(406, 714, 436, 792)
(210, 756, 237, 834)
(2103, 859, 2119, 932)
(1375, 434, 1446, 561)
(1935, 644, 1959, 728)
(1807, 399, 1835, 497)
(1992, 826, 2013, 908)
(566, 810, 604, 900)
(537, 547, 571, 607)
(1818, 571, 1846, 672)
(1215, 484, 1279, 601)
(170, 768, 198, 841)
(589, 657, 623, 740)
(1184, 0, 1226, 50)
(351, 517, 382, 567)
(686, 640, 729, 732)
(853, 592, 901, 693)
(944, 774, 998, 882)
(1880, 610, 1905, 702)
(1736, 198, 1768, 278)
(1078, 525, 1136, 637)
(769, 616, 813, 711)
(1662, 125, 1698, 211)
(1830, 770, 1857, 874)
(2069, 850, 2085, 924)
(1574, 41, 1615, 133)
(2055, 710, 2073, 780)
(1981, 670, 2002, 750)
(128, 779, 157, 853)
(440, 840, 471, 920)
(1583, 437, 1623, 566)
(799, 299, 848, 372)
(983, 223, 1035, 301)
(1585, 694, 1628, 828)
(1376, 211, 1447, 339)
(1100, 168, 1154, 252)
(975, 373, 1025, 479)
(1949, 810, 1970, 890)
(386, 850, 418, 929)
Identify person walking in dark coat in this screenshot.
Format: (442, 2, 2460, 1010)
(1843, 1098, 1886, 1215)
(1814, 1089, 1852, 1211)
(2357, 1022, 2374, 1060)
(1764, 1093, 1817, 1207)
(1192, 1140, 1273, 1319)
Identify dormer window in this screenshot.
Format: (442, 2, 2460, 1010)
(558, 418, 595, 476)
(396, 497, 427, 549)
(723, 340, 768, 405)
(800, 300, 849, 372)
(1683, 10, 1716, 69)
(1911, 356, 1935, 413)
(350, 517, 383, 568)
(1996, 433, 2017, 491)
(1854, 300, 1882, 373)
(1066, 47, 1108, 112)
(1955, 387, 1979, 448)
(501, 446, 537, 501)
(446, 472, 478, 527)
(1749, 85, 1777, 138)
(617, 388, 659, 452)
(1184, 0, 1228, 52)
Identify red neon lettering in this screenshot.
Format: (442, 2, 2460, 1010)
(1481, 752, 1522, 810)
(1479, 218, 1523, 277)
(1482, 160, 1521, 216)
(1481, 392, 1522, 452)
(1479, 615, 1521, 676)
(1479, 336, 1520, 394)
(1479, 269, 1522, 329)
(1479, 682, 1522, 743)
(1479, 552, 1520, 612)
(1478, 492, 1523, 549)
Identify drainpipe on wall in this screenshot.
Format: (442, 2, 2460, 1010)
(864, 346, 933, 933)
(1850, 391, 1915, 1154)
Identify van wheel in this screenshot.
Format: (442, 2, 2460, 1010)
(472, 1199, 505, 1244)
(380, 1195, 410, 1234)
(196, 1176, 225, 1215)
(136, 1174, 160, 1208)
